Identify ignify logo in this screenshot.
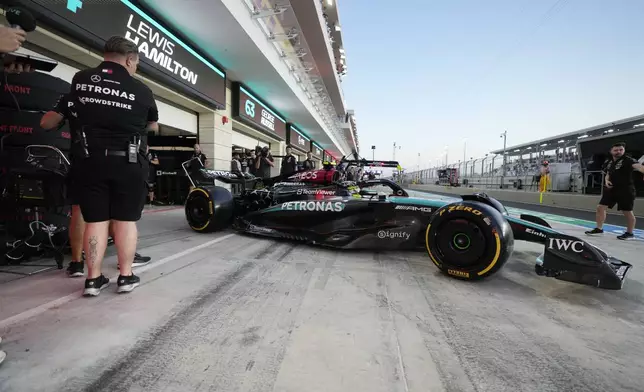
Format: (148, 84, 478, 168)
(377, 230, 410, 240)
(67, 0, 83, 13)
(548, 238, 584, 253)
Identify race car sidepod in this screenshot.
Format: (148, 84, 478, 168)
(185, 186, 234, 233)
(536, 232, 632, 290)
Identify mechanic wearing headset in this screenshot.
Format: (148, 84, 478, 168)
(61, 36, 157, 296)
(41, 95, 153, 277)
(586, 142, 644, 240)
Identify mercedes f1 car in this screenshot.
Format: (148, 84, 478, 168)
(183, 157, 632, 290)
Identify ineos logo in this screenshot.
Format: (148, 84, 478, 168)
(548, 238, 584, 253)
(245, 100, 255, 117)
(90, 75, 102, 83)
(290, 171, 318, 180)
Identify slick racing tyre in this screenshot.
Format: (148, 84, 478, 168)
(185, 186, 234, 233)
(0, 71, 70, 111)
(0, 109, 71, 151)
(425, 200, 514, 281)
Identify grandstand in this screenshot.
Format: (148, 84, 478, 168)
(407, 113, 644, 194)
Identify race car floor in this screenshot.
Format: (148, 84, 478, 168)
(0, 206, 643, 392)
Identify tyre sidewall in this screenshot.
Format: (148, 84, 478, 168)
(425, 201, 513, 280)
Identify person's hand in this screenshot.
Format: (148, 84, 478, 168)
(605, 179, 613, 189)
(0, 26, 26, 53)
(4, 61, 32, 74)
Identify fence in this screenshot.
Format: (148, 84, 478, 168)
(404, 158, 605, 195)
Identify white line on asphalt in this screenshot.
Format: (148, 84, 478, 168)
(0, 233, 237, 330)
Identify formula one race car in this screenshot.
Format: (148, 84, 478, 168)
(183, 156, 632, 290)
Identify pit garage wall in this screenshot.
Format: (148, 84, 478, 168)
(199, 82, 284, 172)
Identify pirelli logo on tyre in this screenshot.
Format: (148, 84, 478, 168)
(447, 269, 470, 278)
(439, 205, 483, 217)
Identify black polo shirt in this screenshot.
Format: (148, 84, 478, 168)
(603, 155, 637, 190)
(67, 61, 158, 152)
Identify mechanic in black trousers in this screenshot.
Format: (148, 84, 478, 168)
(586, 142, 644, 240)
(41, 95, 153, 277)
(280, 145, 297, 176)
(65, 36, 159, 296)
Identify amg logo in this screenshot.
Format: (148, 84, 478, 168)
(281, 201, 344, 212)
(395, 205, 432, 213)
(296, 189, 336, 196)
(526, 228, 547, 238)
(548, 238, 584, 253)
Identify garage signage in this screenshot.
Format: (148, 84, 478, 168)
(234, 84, 286, 140)
(311, 142, 323, 159)
(23, 0, 227, 108)
(287, 124, 311, 154)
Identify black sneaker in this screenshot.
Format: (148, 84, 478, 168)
(617, 232, 635, 240)
(585, 228, 604, 236)
(83, 275, 110, 297)
(117, 274, 140, 293)
(133, 253, 151, 267)
(67, 261, 84, 278)
(117, 253, 152, 269)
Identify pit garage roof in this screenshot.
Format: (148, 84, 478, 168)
(490, 113, 644, 156)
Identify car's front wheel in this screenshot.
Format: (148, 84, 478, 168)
(425, 200, 514, 280)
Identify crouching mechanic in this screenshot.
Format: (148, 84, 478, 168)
(53, 36, 158, 296)
(41, 95, 152, 278)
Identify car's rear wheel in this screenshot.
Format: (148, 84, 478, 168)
(185, 186, 234, 232)
(425, 200, 514, 280)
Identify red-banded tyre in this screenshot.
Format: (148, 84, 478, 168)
(425, 200, 514, 281)
(185, 186, 234, 233)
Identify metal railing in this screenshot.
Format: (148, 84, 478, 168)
(240, 0, 351, 155)
(404, 158, 601, 194)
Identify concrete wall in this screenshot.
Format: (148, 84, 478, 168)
(408, 184, 644, 218)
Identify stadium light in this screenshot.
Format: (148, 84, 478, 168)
(540, 143, 548, 147)
(605, 129, 614, 133)
(558, 140, 565, 143)
(578, 134, 589, 139)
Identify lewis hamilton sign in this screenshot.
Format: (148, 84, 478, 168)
(22, 0, 227, 109)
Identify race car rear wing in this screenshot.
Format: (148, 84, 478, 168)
(341, 159, 402, 169)
(181, 157, 258, 188)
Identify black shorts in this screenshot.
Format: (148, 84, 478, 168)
(75, 155, 148, 222)
(66, 165, 80, 206)
(599, 187, 635, 211)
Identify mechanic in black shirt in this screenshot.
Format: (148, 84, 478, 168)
(280, 145, 297, 176)
(193, 144, 208, 167)
(586, 142, 644, 240)
(41, 94, 152, 277)
(246, 149, 257, 176)
(255, 146, 274, 178)
(302, 151, 315, 170)
(146, 145, 160, 204)
(66, 36, 159, 296)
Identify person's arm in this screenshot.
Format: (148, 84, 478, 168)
(40, 94, 69, 130)
(0, 26, 26, 53)
(265, 155, 275, 167)
(632, 163, 644, 174)
(146, 94, 159, 133)
(151, 153, 160, 166)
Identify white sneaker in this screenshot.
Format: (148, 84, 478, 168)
(0, 350, 6, 366)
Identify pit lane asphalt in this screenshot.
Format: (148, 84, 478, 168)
(0, 201, 642, 392)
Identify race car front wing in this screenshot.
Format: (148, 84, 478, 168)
(535, 232, 633, 290)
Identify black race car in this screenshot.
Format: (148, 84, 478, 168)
(183, 157, 632, 290)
